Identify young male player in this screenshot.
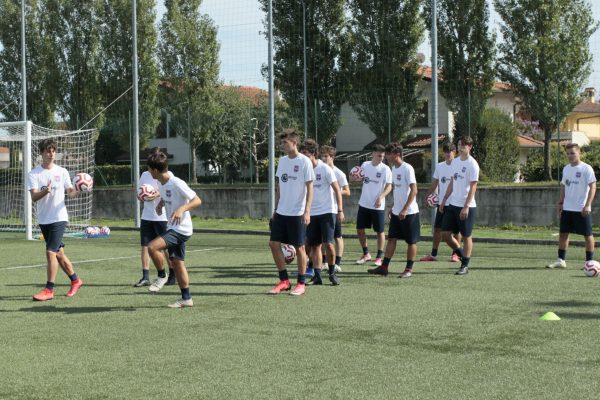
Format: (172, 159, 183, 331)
(420, 143, 461, 262)
(439, 136, 480, 275)
(135, 149, 175, 287)
(146, 151, 202, 308)
(368, 143, 419, 277)
(546, 143, 596, 268)
(28, 139, 84, 301)
(300, 139, 344, 286)
(354, 144, 393, 266)
(268, 129, 315, 296)
(321, 145, 350, 272)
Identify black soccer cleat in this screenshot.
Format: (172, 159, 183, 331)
(165, 274, 177, 285)
(367, 266, 388, 276)
(328, 272, 340, 286)
(307, 275, 323, 285)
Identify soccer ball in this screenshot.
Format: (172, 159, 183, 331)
(349, 166, 364, 181)
(85, 226, 98, 237)
(137, 184, 158, 201)
(73, 172, 93, 192)
(583, 260, 600, 277)
(426, 193, 439, 208)
(100, 226, 110, 236)
(281, 243, 296, 264)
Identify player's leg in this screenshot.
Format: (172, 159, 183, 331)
(319, 214, 339, 285)
(147, 235, 169, 292)
(399, 213, 420, 278)
(307, 215, 325, 285)
(56, 247, 83, 297)
(368, 214, 397, 276)
(167, 235, 193, 308)
(334, 217, 344, 271)
(422, 207, 443, 261)
(34, 222, 74, 300)
(268, 214, 293, 294)
(136, 220, 153, 286)
(355, 206, 372, 264)
(580, 212, 594, 262)
(455, 207, 476, 275)
(373, 209, 386, 266)
(450, 232, 462, 262)
(547, 211, 572, 268)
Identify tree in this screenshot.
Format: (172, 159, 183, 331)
(158, 0, 220, 183)
(347, 0, 425, 143)
(475, 107, 519, 181)
(424, 0, 495, 139)
(495, 0, 598, 180)
(259, 0, 347, 144)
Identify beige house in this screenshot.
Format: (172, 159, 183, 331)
(556, 87, 600, 145)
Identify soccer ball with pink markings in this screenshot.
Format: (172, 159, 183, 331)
(73, 172, 93, 192)
(137, 184, 158, 201)
(281, 243, 296, 264)
(349, 166, 364, 181)
(583, 260, 600, 277)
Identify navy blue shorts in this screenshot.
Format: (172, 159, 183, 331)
(334, 217, 342, 239)
(356, 206, 385, 233)
(388, 213, 421, 244)
(441, 205, 476, 237)
(560, 210, 593, 236)
(161, 230, 191, 261)
(39, 221, 67, 252)
(434, 206, 445, 229)
(306, 213, 336, 246)
(269, 213, 306, 247)
(140, 219, 168, 246)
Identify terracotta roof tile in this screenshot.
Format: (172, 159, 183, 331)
(517, 134, 544, 148)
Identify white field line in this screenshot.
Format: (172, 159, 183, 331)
(1, 247, 224, 271)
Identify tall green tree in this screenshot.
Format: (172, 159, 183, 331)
(495, 0, 598, 180)
(158, 0, 220, 183)
(424, 0, 495, 140)
(259, 0, 347, 144)
(475, 107, 519, 181)
(0, 0, 59, 125)
(347, 0, 425, 143)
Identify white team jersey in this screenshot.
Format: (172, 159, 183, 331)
(333, 166, 349, 189)
(391, 162, 419, 216)
(311, 160, 338, 216)
(448, 156, 479, 208)
(433, 161, 454, 199)
(561, 162, 596, 212)
(159, 175, 198, 236)
(358, 161, 393, 210)
(27, 164, 72, 224)
(140, 171, 169, 222)
(276, 153, 315, 216)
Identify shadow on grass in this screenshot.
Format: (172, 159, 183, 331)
(556, 312, 600, 320)
(535, 300, 599, 307)
(0, 305, 161, 314)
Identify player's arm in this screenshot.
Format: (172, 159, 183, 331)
(66, 187, 78, 198)
(375, 183, 393, 208)
(425, 179, 438, 198)
(400, 183, 418, 220)
(558, 185, 565, 213)
(273, 180, 280, 218)
(331, 181, 344, 223)
(583, 181, 596, 216)
(170, 195, 202, 225)
(340, 184, 350, 197)
(303, 181, 313, 225)
(460, 181, 477, 220)
(439, 179, 453, 213)
(30, 179, 52, 202)
(155, 199, 164, 215)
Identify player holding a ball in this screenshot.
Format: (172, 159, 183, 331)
(27, 139, 84, 301)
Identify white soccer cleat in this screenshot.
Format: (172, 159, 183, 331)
(334, 264, 342, 273)
(545, 258, 567, 269)
(355, 254, 372, 265)
(148, 276, 168, 292)
(168, 298, 194, 308)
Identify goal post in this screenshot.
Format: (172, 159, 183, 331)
(0, 121, 97, 240)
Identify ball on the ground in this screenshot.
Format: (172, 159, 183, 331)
(426, 193, 439, 208)
(100, 226, 110, 236)
(73, 172, 93, 192)
(137, 184, 158, 201)
(85, 226, 97, 237)
(583, 260, 600, 277)
(281, 243, 296, 264)
(349, 166, 364, 181)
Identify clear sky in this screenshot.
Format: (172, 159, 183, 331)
(156, 0, 600, 92)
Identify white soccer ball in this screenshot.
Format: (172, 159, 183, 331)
(137, 184, 158, 201)
(583, 260, 600, 277)
(349, 166, 364, 182)
(426, 193, 439, 208)
(73, 172, 93, 192)
(85, 226, 97, 237)
(281, 243, 296, 264)
(100, 226, 110, 236)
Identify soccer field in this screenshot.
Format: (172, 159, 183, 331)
(1, 231, 599, 400)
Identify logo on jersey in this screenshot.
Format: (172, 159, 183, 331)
(376, 172, 382, 178)
(440, 177, 448, 184)
(54, 175, 61, 182)
(364, 177, 371, 184)
(454, 173, 459, 180)
(316, 173, 321, 181)
(294, 165, 299, 172)
(461, 167, 467, 173)
(576, 172, 582, 178)
(281, 174, 289, 183)
(396, 174, 402, 181)
(166, 190, 172, 197)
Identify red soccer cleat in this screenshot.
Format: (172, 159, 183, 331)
(66, 278, 83, 298)
(33, 288, 54, 301)
(268, 279, 291, 294)
(450, 254, 461, 263)
(290, 283, 306, 296)
(419, 255, 438, 262)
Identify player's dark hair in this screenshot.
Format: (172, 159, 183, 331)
(300, 138, 319, 156)
(38, 139, 57, 153)
(457, 136, 473, 146)
(443, 143, 456, 153)
(320, 145, 336, 158)
(148, 146, 161, 154)
(385, 142, 403, 155)
(372, 144, 386, 153)
(279, 128, 300, 145)
(565, 143, 580, 151)
(147, 151, 168, 172)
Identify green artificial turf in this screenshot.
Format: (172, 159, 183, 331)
(1, 231, 599, 399)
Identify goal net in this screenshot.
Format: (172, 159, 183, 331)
(0, 121, 97, 240)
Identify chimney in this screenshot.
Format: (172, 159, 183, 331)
(583, 87, 596, 103)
